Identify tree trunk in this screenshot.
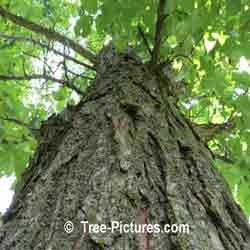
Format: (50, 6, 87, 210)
(0, 45, 250, 250)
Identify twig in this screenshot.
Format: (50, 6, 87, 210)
(151, 0, 167, 65)
(137, 25, 152, 57)
(0, 116, 39, 132)
(66, 68, 94, 81)
(22, 51, 53, 73)
(192, 119, 236, 142)
(0, 74, 84, 95)
(214, 153, 234, 164)
(0, 39, 15, 49)
(0, 137, 29, 145)
(0, 33, 95, 70)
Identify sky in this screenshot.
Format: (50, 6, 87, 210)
(0, 176, 15, 214)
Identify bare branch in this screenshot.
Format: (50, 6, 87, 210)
(0, 7, 97, 64)
(151, 0, 167, 65)
(0, 74, 85, 95)
(137, 25, 152, 57)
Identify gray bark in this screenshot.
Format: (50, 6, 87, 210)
(0, 45, 250, 250)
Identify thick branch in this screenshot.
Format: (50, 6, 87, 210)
(151, 0, 167, 65)
(192, 119, 236, 142)
(0, 7, 97, 64)
(0, 74, 85, 95)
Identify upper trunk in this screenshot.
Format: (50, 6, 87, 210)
(0, 45, 250, 250)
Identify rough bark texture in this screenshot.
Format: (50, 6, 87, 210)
(0, 45, 250, 250)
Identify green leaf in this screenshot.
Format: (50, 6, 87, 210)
(232, 72, 250, 90)
(81, 0, 98, 13)
(217, 163, 241, 189)
(226, 0, 241, 15)
(75, 15, 93, 37)
(53, 87, 69, 102)
(236, 95, 250, 122)
(238, 182, 250, 216)
(202, 69, 227, 94)
(179, 0, 194, 12)
(167, 35, 178, 48)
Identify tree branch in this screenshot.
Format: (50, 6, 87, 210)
(214, 153, 234, 164)
(66, 68, 94, 81)
(0, 6, 97, 64)
(151, 0, 167, 65)
(0, 137, 30, 145)
(0, 74, 85, 95)
(0, 33, 95, 70)
(0, 116, 40, 139)
(192, 119, 236, 142)
(0, 116, 38, 131)
(0, 39, 15, 49)
(137, 25, 152, 57)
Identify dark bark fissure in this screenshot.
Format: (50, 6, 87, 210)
(0, 46, 250, 250)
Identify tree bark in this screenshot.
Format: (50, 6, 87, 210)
(0, 45, 250, 250)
